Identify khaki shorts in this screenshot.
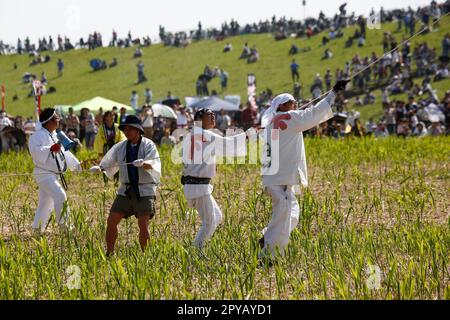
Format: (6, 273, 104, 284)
(110, 190, 156, 219)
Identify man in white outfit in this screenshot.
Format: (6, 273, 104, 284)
(181, 108, 246, 249)
(28, 108, 81, 235)
(259, 80, 350, 261)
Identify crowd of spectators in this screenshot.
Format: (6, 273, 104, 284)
(0, 1, 448, 152)
(2, 1, 448, 55)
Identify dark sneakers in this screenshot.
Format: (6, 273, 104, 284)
(258, 235, 265, 249)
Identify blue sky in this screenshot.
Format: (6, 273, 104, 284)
(0, 0, 433, 45)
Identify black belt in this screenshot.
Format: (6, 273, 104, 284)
(181, 176, 211, 185)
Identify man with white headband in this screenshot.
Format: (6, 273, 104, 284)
(28, 108, 81, 235)
(259, 79, 350, 262)
(181, 108, 246, 249)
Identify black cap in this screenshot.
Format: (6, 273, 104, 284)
(118, 115, 144, 134)
(194, 108, 212, 121)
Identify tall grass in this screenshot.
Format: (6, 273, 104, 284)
(0, 136, 448, 299)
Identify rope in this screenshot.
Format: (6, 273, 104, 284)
(298, 11, 450, 110)
(0, 157, 160, 178)
(0, 13, 448, 178)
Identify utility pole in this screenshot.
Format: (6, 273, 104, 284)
(302, 0, 306, 21)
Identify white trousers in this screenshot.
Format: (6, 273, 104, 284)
(32, 175, 69, 232)
(263, 185, 300, 256)
(188, 194, 223, 248)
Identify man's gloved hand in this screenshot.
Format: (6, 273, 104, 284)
(50, 143, 62, 153)
(133, 159, 145, 167)
(89, 165, 102, 172)
(333, 79, 351, 93)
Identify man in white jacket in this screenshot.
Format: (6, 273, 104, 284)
(28, 108, 81, 235)
(90, 115, 161, 256)
(181, 108, 246, 249)
(259, 80, 350, 260)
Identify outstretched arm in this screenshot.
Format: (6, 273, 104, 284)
(287, 79, 350, 132)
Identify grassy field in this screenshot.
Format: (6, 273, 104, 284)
(0, 17, 449, 121)
(0, 137, 448, 299)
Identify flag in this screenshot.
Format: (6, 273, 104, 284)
(32, 80, 42, 114)
(1, 85, 5, 112)
(247, 73, 256, 97)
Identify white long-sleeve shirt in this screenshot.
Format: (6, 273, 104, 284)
(100, 137, 161, 197)
(28, 127, 81, 183)
(0, 116, 13, 131)
(262, 91, 336, 187)
(182, 127, 246, 199)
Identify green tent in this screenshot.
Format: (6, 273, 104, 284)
(57, 96, 135, 115)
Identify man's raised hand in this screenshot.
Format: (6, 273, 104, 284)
(133, 159, 145, 167)
(50, 143, 62, 153)
(89, 165, 102, 173)
(333, 79, 351, 93)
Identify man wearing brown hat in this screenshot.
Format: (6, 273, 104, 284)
(90, 115, 161, 256)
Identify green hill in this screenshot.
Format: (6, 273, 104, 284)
(0, 17, 449, 121)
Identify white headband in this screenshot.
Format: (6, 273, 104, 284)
(261, 93, 295, 128)
(40, 111, 56, 124)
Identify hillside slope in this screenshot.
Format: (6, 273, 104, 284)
(0, 17, 449, 120)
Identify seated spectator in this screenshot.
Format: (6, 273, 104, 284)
(354, 96, 363, 106)
(0, 111, 13, 131)
(322, 48, 333, 60)
(47, 86, 56, 94)
(332, 123, 346, 139)
(345, 37, 353, 48)
(434, 64, 449, 81)
(109, 57, 118, 68)
(133, 47, 143, 58)
(247, 47, 259, 63)
(223, 42, 232, 52)
(90, 58, 107, 71)
(274, 30, 288, 41)
(363, 91, 376, 105)
(358, 36, 366, 47)
(365, 118, 377, 135)
(389, 77, 403, 95)
(288, 44, 299, 56)
(413, 122, 428, 137)
(396, 118, 411, 137)
(429, 121, 444, 136)
(374, 122, 389, 138)
(40, 72, 48, 85)
(293, 82, 301, 100)
(239, 43, 251, 59)
(160, 129, 176, 146)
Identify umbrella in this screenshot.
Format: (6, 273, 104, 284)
(151, 104, 177, 119)
(161, 98, 181, 108)
(57, 97, 134, 115)
(438, 55, 450, 64)
(190, 96, 239, 111)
